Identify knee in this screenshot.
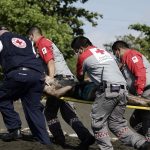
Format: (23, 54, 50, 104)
(91, 118, 103, 130)
(44, 107, 55, 120)
(70, 117, 81, 126)
(129, 116, 135, 128)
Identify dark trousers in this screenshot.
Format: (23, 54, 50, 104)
(130, 89, 150, 141)
(130, 110, 150, 136)
(0, 69, 50, 145)
(44, 96, 92, 144)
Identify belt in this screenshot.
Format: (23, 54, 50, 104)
(99, 82, 127, 92)
(7, 67, 35, 73)
(99, 83, 126, 89)
(54, 74, 74, 80)
(17, 67, 30, 71)
(110, 84, 127, 89)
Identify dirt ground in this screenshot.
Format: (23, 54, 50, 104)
(0, 100, 136, 150)
(0, 136, 135, 150)
(0, 136, 134, 150)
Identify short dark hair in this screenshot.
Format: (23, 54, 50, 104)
(26, 26, 42, 35)
(112, 40, 129, 53)
(71, 36, 93, 51)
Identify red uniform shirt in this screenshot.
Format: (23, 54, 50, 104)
(122, 49, 146, 95)
(35, 36, 54, 64)
(76, 46, 94, 79)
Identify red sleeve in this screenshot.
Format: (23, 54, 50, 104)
(123, 51, 146, 95)
(76, 55, 84, 80)
(38, 39, 54, 64)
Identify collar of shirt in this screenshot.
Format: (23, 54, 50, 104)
(35, 36, 45, 48)
(84, 45, 97, 51)
(79, 45, 97, 58)
(122, 49, 132, 64)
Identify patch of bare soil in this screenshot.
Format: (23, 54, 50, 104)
(0, 135, 135, 150)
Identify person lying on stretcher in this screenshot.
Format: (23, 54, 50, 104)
(43, 75, 95, 99)
(44, 75, 73, 98)
(44, 75, 150, 107)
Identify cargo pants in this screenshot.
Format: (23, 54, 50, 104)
(91, 86, 146, 150)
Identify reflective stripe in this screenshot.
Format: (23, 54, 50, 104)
(95, 131, 109, 139)
(116, 127, 129, 138)
(69, 118, 79, 126)
(47, 118, 59, 126)
(133, 122, 142, 131)
(0, 41, 3, 52)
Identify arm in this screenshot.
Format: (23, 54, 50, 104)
(37, 39, 56, 75)
(47, 59, 55, 78)
(76, 55, 84, 82)
(124, 51, 146, 95)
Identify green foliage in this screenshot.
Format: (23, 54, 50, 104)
(0, 0, 101, 60)
(104, 24, 150, 61)
(38, 0, 102, 35)
(128, 24, 150, 60)
(129, 24, 150, 36)
(66, 56, 77, 74)
(0, 0, 74, 59)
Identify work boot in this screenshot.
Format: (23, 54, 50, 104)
(77, 135, 95, 150)
(138, 141, 150, 150)
(1, 129, 22, 142)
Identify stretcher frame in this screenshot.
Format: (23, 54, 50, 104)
(60, 97, 150, 110)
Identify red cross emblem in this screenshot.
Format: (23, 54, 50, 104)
(95, 49, 105, 54)
(16, 39, 23, 45)
(11, 38, 26, 48)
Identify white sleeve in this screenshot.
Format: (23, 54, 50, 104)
(0, 41, 3, 52)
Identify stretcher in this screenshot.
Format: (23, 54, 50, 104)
(60, 96, 150, 111)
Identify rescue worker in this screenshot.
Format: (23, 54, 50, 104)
(27, 26, 95, 150)
(0, 26, 53, 147)
(112, 40, 150, 140)
(71, 36, 150, 150)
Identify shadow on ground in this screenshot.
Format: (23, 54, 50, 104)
(0, 133, 135, 150)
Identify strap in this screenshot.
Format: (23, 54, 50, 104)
(144, 85, 150, 91)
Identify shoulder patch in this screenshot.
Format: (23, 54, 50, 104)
(42, 47, 47, 54)
(132, 56, 138, 63)
(90, 48, 113, 63)
(11, 38, 26, 48)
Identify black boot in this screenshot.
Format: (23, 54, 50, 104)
(77, 135, 95, 150)
(1, 129, 22, 142)
(138, 142, 150, 150)
(71, 120, 95, 150)
(48, 124, 66, 147)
